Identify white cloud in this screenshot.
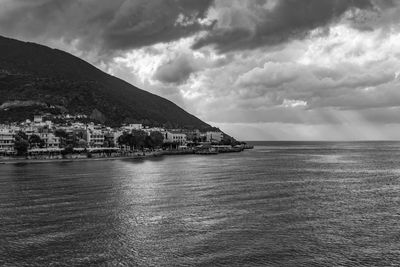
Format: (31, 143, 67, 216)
(282, 99, 308, 108)
(99, 4, 400, 140)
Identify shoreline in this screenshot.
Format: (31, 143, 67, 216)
(0, 146, 252, 165)
(0, 150, 192, 165)
(0, 155, 148, 165)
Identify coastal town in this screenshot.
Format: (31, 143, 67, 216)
(0, 114, 250, 161)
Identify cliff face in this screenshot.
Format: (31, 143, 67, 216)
(0, 35, 210, 129)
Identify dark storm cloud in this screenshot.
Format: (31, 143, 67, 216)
(192, 0, 375, 52)
(153, 55, 197, 84)
(1, 0, 395, 56)
(346, 0, 400, 32)
(0, 0, 214, 55)
(101, 0, 214, 50)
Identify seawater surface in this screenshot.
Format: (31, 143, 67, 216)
(2, 141, 400, 266)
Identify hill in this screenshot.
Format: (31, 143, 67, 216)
(0, 35, 211, 129)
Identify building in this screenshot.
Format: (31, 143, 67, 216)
(182, 129, 201, 142)
(23, 126, 38, 137)
(86, 128, 105, 147)
(0, 129, 15, 154)
(164, 131, 187, 145)
(122, 124, 143, 132)
(64, 129, 75, 146)
(206, 131, 223, 143)
(143, 127, 165, 135)
(38, 133, 61, 148)
(46, 133, 60, 148)
(34, 115, 43, 124)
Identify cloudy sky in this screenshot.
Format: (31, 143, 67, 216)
(1, 0, 400, 140)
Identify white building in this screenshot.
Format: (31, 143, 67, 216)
(206, 131, 223, 143)
(23, 126, 38, 137)
(46, 133, 60, 148)
(0, 129, 15, 153)
(34, 115, 43, 124)
(122, 124, 143, 132)
(164, 131, 187, 144)
(38, 133, 61, 148)
(143, 127, 166, 136)
(86, 128, 105, 147)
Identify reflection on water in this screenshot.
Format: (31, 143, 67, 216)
(307, 154, 358, 164)
(2, 141, 400, 266)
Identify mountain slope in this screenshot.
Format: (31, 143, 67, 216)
(0, 35, 210, 129)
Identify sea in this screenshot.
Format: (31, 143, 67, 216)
(1, 141, 400, 266)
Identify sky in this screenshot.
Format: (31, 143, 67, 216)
(1, 0, 400, 140)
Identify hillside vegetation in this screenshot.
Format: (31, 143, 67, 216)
(0, 35, 210, 129)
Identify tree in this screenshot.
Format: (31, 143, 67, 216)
(61, 145, 74, 156)
(104, 134, 115, 147)
(144, 135, 153, 149)
(132, 130, 147, 150)
(164, 121, 173, 129)
(117, 130, 148, 150)
(29, 134, 45, 148)
(118, 133, 136, 151)
(149, 131, 164, 148)
(14, 131, 29, 156)
(103, 140, 110, 148)
(73, 130, 86, 147)
(54, 129, 67, 147)
(219, 135, 234, 146)
(118, 133, 130, 150)
(77, 139, 87, 148)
